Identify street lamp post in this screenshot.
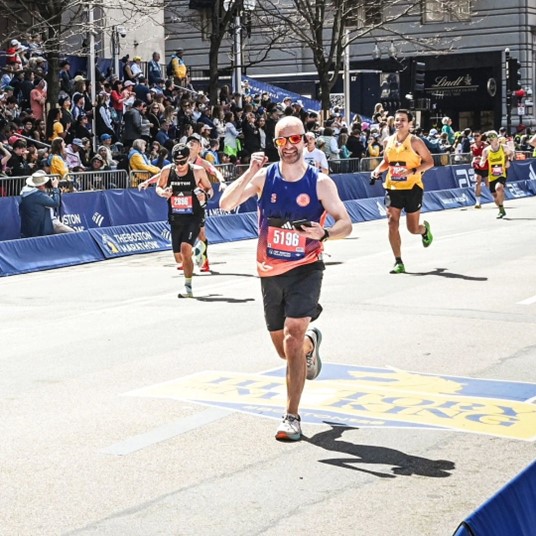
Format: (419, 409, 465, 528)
(505, 48, 511, 135)
(224, 0, 256, 103)
(233, 12, 242, 98)
(88, 1, 97, 150)
(343, 27, 351, 127)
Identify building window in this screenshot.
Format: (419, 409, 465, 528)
(346, 2, 382, 28)
(423, 0, 471, 23)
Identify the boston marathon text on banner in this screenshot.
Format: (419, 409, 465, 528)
(89, 222, 171, 259)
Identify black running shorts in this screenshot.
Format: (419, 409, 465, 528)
(489, 177, 506, 193)
(170, 220, 201, 252)
(384, 185, 423, 214)
(260, 264, 324, 332)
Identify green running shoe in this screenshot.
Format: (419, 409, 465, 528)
(422, 220, 433, 248)
(390, 262, 406, 274)
(497, 208, 506, 219)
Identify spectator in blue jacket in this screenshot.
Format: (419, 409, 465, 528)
(19, 170, 60, 238)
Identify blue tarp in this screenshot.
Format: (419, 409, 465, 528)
(453, 459, 536, 536)
(0, 231, 103, 276)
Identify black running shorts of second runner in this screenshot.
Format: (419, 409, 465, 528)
(171, 221, 201, 252)
(261, 263, 324, 332)
(384, 185, 423, 214)
(489, 177, 506, 193)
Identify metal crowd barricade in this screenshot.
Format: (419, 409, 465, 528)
(233, 163, 250, 179)
(129, 170, 153, 188)
(69, 169, 129, 191)
(359, 157, 382, 172)
(329, 158, 360, 174)
(449, 152, 472, 165)
(515, 151, 533, 160)
(0, 174, 61, 197)
(214, 163, 235, 183)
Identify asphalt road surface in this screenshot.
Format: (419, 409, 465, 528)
(2, 197, 536, 536)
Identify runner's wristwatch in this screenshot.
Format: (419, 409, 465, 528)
(320, 228, 330, 242)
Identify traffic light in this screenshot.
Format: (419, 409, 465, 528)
(508, 58, 522, 91)
(413, 60, 426, 93)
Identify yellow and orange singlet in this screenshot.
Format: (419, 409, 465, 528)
(384, 134, 423, 190)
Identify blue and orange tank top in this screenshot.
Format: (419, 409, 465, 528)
(257, 163, 326, 277)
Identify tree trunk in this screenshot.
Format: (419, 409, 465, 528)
(45, 7, 63, 114)
(318, 73, 332, 117)
(208, 32, 222, 103)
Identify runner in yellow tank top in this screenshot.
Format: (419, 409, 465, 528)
(480, 130, 514, 219)
(371, 109, 434, 274)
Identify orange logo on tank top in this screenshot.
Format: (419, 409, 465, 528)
(296, 193, 310, 207)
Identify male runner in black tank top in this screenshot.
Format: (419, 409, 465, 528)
(156, 143, 213, 298)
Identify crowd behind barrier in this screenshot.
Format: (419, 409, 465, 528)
(3, 153, 535, 201)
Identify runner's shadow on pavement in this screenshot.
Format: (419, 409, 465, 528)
(305, 426, 455, 479)
(205, 271, 258, 278)
(500, 217, 536, 221)
(194, 294, 255, 303)
(406, 268, 487, 281)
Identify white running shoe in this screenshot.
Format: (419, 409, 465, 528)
(275, 414, 302, 441)
(178, 286, 193, 299)
(305, 327, 322, 380)
(192, 240, 206, 268)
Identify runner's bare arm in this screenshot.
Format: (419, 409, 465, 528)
(219, 152, 268, 211)
(194, 166, 214, 198)
(479, 147, 489, 168)
(155, 167, 172, 199)
(138, 172, 161, 191)
(371, 139, 390, 177)
(412, 137, 434, 173)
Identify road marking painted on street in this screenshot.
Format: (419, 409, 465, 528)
(101, 407, 232, 456)
(517, 295, 536, 305)
(127, 365, 536, 441)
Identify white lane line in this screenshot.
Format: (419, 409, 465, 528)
(517, 295, 536, 305)
(100, 407, 232, 456)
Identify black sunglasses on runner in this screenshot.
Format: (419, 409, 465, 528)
(273, 134, 305, 148)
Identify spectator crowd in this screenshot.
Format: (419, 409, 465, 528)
(2, 33, 536, 238)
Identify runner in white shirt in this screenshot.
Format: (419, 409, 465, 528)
(303, 132, 329, 174)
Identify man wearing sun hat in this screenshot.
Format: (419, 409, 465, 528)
(19, 170, 60, 238)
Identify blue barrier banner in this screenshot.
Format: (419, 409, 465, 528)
(332, 173, 370, 201)
(453, 460, 536, 536)
(139, 188, 168, 223)
(506, 159, 536, 181)
(0, 197, 21, 241)
(89, 222, 171, 259)
(104, 189, 153, 226)
(243, 75, 321, 112)
(205, 212, 258, 244)
(428, 188, 475, 210)
(61, 191, 111, 230)
(0, 231, 104, 276)
(204, 184, 257, 217)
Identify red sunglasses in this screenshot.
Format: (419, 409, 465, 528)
(273, 134, 305, 148)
